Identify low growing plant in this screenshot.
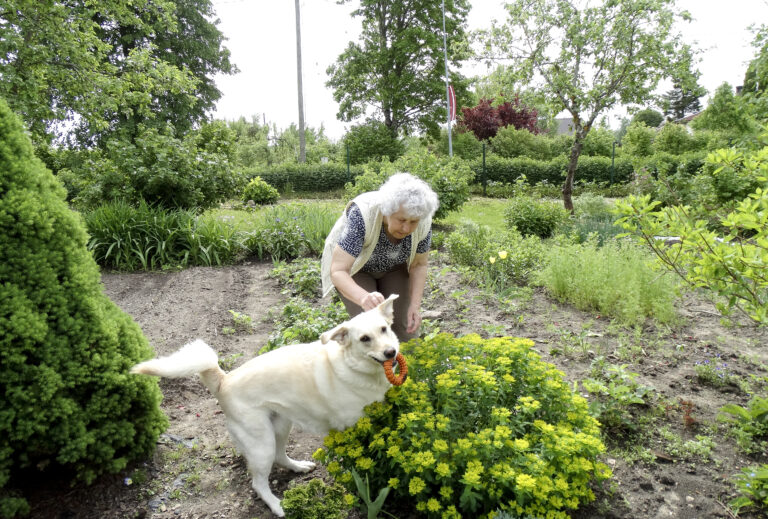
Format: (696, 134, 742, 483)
(315, 334, 611, 519)
(503, 195, 570, 239)
(731, 464, 768, 515)
(270, 258, 322, 299)
(242, 176, 280, 205)
(719, 395, 768, 455)
(281, 478, 352, 519)
(264, 297, 349, 353)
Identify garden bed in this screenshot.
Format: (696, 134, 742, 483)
(22, 258, 768, 519)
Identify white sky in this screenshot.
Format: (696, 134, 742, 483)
(210, 0, 768, 141)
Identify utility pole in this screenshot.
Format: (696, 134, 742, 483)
(442, 0, 452, 157)
(294, 0, 306, 163)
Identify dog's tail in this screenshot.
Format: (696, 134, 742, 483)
(131, 339, 224, 396)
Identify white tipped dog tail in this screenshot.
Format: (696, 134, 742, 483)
(131, 339, 225, 395)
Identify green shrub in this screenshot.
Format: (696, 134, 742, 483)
(535, 237, 678, 326)
(345, 148, 475, 220)
(282, 478, 352, 519)
(469, 155, 633, 187)
(242, 176, 279, 205)
(440, 129, 483, 160)
(244, 204, 337, 260)
(315, 334, 611, 518)
(490, 127, 553, 160)
(0, 99, 167, 515)
(445, 220, 493, 267)
(58, 123, 240, 211)
(479, 232, 546, 289)
(503, 195, 570, 238)
(653, 123, 695, 155)
(621, 121, 655, 157)
(342, 120, 405, 165)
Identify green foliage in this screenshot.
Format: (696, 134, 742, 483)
(445, 220, 494, 268)
(621, 121, 655, 157)
(631, 108, 664, 128)
(691, 83, 757, 138)
(264, 298, 349, 354)
(0, 99, 166, 513)
(719, 396, 768, 455)
(440, 130, 483, 160)
(315, 334, 611, 518)
(85, 200, 247, 270)
(242, 176, 279, 205)
(59, 123, 241, 211)
(342, 120, 405, 164)
(614, 148, 768, 323)
(580, 127, 615, 157)
(345, 149, 475, 220)
(503, 196, 570, 238)
(282, 478, 351, 519)
(731, 465, 768, 514)
(581, 363, 658, 439)
(270, 258, 322, 299)
(247, 204, 338, 260)
(350, 469, 390, 519)
(469, 155, 634, 187)
(247, 162, 362, 193)
(327, 0, 471, 136)
(490, 127, 553, 160)
(653, 123, 695, 155)
(535, 237, 678, 326)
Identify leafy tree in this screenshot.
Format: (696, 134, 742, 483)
(632, 109, 664, 128)
(691, 83, 757, 137)
(327, 0, 471, 136)
(0, 98, 167, 515)
(341, 120, 405, 165)
(0, 0, 234, 146)
(621, 121, 656, 158)
(742, 25, 768, 99)
(459, 95, 540, 141)
(483, 0, 692, 211)
(653, 123, 694, 155)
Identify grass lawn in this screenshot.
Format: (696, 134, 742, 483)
(438, 197, 508, 233)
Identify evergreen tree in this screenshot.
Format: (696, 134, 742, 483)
(661, 82, 706, 120)
(0, 99, 167, 515)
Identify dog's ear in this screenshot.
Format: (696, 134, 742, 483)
(320, 323, 349, 346)
(377, 294, 399, 325)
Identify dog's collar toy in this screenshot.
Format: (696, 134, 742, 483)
(383, 353, 408, 386)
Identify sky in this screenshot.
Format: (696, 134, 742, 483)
(210, 0, 768, 141)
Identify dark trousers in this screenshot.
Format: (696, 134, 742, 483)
(337, 263, 416, 343)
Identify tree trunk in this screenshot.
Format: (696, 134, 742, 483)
(562, 131, 585, 213)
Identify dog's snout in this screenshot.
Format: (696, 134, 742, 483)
(384, 347, 396, 360)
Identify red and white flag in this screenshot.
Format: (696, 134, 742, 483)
(448, 84, 456, 121)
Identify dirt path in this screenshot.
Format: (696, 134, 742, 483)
(24, 259, 768, 519)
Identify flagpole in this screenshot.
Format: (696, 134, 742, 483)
(441, 0, 452, 157)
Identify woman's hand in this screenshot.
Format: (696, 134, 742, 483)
(359, 291, 385, 311)
(406, 304, 422, 334)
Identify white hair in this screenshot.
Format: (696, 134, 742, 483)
(377, 172, 439, 220)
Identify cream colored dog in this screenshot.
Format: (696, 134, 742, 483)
(131, 295, 399, 517)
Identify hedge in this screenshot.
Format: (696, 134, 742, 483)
(245, 163, 364, 192)
(469, 155, 635, 186)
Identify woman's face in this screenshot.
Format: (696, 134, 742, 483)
(383, 208, 420, 240)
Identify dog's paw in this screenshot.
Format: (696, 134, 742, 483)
(292, 460, 316, 473)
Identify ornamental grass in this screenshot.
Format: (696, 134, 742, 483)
(315, 334, 611, 519)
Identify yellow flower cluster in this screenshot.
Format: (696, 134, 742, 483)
(317, 334, 611, 518)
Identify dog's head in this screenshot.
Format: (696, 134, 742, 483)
(320, 294, 399, 364)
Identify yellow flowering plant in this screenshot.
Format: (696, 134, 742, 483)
(315, 334, 611, 518)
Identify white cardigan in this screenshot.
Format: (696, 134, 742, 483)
(321, 192, 431, 297)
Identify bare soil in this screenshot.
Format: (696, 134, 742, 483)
(23, 256, 768, 519)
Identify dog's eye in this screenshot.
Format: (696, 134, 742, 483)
(381, 326, 387, 333)
(360, 335, 370, 342)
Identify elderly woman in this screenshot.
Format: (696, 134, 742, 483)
(321, 173, 439, 342)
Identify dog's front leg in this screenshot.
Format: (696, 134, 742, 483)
(272, 414, 316, 473)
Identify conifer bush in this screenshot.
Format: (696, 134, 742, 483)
(315, 334, 611, 519)
(0, 99, 167, 516)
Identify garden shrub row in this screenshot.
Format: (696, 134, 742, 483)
(245, 163, 364, 192)
(468, 155, 635, 186)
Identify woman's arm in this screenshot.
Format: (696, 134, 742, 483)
(330, 245, 385, 310)
(406, 252, 429, 333)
